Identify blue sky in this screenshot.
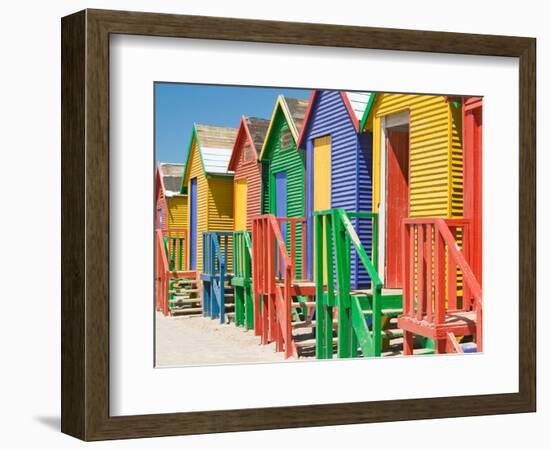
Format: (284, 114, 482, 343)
(155, 83, 312, 163)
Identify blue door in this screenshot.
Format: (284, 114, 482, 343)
(275, 171, 287, 234)
(275, 172, 287, 276)
(189, 178, 197, 270)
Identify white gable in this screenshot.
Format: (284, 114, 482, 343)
(201, 147, 234, 175)
(345, 91, 373, 121)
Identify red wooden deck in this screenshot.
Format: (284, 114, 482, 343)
(400, 218, 482, 354)
(398, 310, 477, 340)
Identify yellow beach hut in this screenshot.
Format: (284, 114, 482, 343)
(182, 124, 238, 273)
(361, 93, 465, 289)
(155, 162, 187, 231)
(362, 94, 483, 354)
(155, 163, 188, 270)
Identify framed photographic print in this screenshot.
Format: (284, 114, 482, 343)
(61, 9, 536, 441)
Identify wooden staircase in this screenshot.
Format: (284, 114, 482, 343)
(231, 231, 254, 330)
(202, 232, 235, 324)
(252, 215, 313, 358)
(346, 289, 434, 357)
(156, 228, 200, 316)
(168, 274, 202, 316)
(286, 281, 318, 357)
(313, 209, 432, 359)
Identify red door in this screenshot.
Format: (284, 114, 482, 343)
(385, 129, 409, 288)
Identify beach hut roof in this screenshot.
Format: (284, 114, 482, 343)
(182, 124, 239, 185)
(359, 93, 378, 131)
(158, 163, 185, 197)
(258, 95, 309, 160)
(228, 116, 270, 171)
(246, 117, 271, 151)
(296, 90, 375, 150)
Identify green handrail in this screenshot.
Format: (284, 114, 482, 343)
(232, 231, 254, 329)
(314, 209, 387, 358)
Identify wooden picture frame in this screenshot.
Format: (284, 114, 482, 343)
(61, 8, 536, 441)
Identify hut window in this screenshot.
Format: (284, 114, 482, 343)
(243, 142, 253, 162)
(280, 127, 292, 151)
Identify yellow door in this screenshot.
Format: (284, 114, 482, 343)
(234, 179, 248, 231)
(313, 136, 331, 278)
(314, 136, 331, 210)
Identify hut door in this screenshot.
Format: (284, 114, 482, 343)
(157, 208, 163, 230)
(234, 179, 248, 231)
(313, 136, 331, 281)
(385, 128, 409, 288)
(275, 171, 287, 237)
(189, 178, 197, 270)
(275, 171, 287, 275)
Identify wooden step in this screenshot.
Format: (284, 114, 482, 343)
(295, 337, 337, 348)
(412, 347, 435, 356)
(361, 308, 403, 316)
(292, 319, 338, 329)
(291, 320, 314, 329)
(170, 298, 200, 305)
(169, 289, 199, 294)
(171, 282, 198, 287)
(170, 307, 202, 315)
(170, 270, 197, 278)
(381, 329, 404, 339)
(291, 301, 316, 308)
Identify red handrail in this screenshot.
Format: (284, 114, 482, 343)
(252, 215, 306, 358)
(435, 218, 482, 351)
(402, 217, 482, 352)
(155, 229, 170, 315)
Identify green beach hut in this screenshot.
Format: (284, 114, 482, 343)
(258, 95, 308, 277)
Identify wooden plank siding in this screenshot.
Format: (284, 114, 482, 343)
(364, 94, 465, 295)
(229, 117, 266, 231)
(207, 176, 234, 272)
(262, 104, 306, 278)
(182, 125, 238, 274)
(185, 138, 209, 273)
(449, 101, 464, 217)
(299, 90, 373, 288)
(261, 163, 270, 215)
(167, 195, 188, 229)
(155, 189, 168, 231)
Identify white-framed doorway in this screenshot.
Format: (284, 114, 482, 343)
(377, 110, 410, 287)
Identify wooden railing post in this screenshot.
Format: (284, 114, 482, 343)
(434, 226, 446, 326)
(314, 214, 326, 359)
(402, 222, 410, 318)
(372, 214, 378, 274)
(333, 211, 352, 358)
(290, 221, 296, 280)
(417, 224, 425, 321)
(425, 224, 433, 322)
